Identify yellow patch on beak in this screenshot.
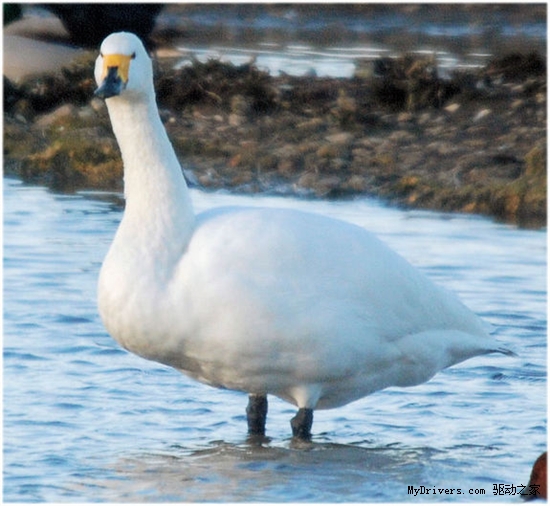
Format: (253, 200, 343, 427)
(102, 54, 133, 84)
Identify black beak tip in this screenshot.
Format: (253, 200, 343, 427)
(95, 67, 124, 99)
(94, 85, 118, 100)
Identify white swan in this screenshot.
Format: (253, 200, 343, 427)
(95, 32, 511, 441)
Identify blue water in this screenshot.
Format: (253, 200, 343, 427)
(3, 176, 546, 502)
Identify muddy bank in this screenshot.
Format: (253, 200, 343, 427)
(3, 49, 546, 228)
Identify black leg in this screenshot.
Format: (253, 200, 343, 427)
(291, 407, 313, 441)
(246, 394, 268, 436)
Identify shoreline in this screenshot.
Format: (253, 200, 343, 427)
(3, 9, 546, 228)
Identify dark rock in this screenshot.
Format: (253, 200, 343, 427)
(3, 76, 22, 112)
(43, 4, 163, 47)
(3, 4, 22, 25)
(487, 52, 546, 81)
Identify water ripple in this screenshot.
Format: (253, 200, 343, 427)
(3, 178, 546, 502)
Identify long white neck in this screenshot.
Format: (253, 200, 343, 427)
(106, 92, 195, 266)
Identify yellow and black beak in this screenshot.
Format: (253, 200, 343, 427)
(95, 53, 133, 99)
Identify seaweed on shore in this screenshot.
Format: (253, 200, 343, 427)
(3, 52, 546, 227)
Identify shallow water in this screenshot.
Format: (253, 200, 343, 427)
(166, 5, 546, 78)
(3, 177, 546, 502)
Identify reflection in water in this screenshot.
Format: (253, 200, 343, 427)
(100, 441, 440, 502)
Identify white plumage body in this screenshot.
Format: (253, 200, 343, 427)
(95, 33, 509, 435)
(100, 201, 495, 410)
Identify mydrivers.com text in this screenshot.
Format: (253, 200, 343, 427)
(407, 483, 542, 499)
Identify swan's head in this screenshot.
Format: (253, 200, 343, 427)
(94, 32, 153, 100)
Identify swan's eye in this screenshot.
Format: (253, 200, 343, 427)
(131, 52, 136, 60)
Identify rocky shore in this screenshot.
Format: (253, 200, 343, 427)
(4, 33, 546, 228)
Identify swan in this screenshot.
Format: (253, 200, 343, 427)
(95, 32, 512, 441)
